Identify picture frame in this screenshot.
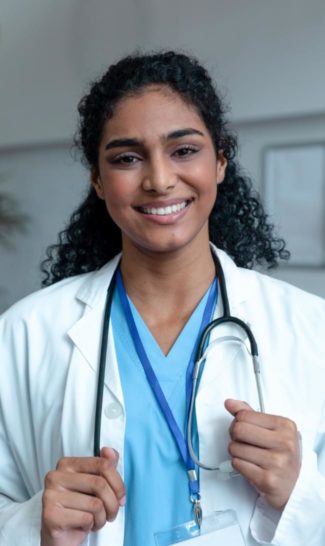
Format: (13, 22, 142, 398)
(263, 142, 325, 267)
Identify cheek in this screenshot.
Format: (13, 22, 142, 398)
(101, 176, 132, 205)
(190, 156, 219, 188)
(201, 170, 218, 200)
(100, 184, 137, 227)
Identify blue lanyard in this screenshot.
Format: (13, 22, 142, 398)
(116, 269, 217, 504)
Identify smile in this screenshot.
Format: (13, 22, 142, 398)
(137, 200, 190, 216)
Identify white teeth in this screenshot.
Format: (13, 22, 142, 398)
(141, 201, 187, 216)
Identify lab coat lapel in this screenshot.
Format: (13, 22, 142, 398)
(61, 256, 124, 456)
(67, 254, 123, 400)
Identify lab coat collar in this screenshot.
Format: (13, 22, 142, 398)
(211, 245, 252, 312)
(73, 245, 251, 311)
(74, 252, 122, 308)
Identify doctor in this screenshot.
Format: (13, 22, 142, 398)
(0, 51, 325, 546)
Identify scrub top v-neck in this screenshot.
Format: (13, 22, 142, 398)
(111, 284, 214, 546)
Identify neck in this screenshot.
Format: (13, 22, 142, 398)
(120, 240, 215, 302)
(119, 237, 216, 355)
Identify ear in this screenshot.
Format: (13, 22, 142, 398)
(91, 169, 105, 200)
(216, 151, 227, 185)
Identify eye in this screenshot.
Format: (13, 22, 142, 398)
(173, 145, 199, 158)
(110, 153, 141, 166)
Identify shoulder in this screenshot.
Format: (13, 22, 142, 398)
(215, 247, 325, 333)
(237, 266, 325, 369)
(1, 273, 89, 327)
(216, 246, 324, 310)
(0, 276, 89, 355)
(0, 254, 120, 333)
(242, 267, 324, 315)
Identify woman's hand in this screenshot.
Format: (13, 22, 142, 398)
(225, 399, 301, 510)
(41, 447, 126, 546)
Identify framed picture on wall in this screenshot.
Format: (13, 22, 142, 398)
(263, 143, 325, 267)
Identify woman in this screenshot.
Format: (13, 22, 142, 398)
(0, 51, 324, 546)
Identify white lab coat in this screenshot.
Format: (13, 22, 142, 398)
(0, 248, 325, 546)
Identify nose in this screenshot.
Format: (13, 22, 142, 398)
(142, 154, 176, 193)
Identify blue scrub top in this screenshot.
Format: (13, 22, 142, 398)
(111, 286, 213, 546)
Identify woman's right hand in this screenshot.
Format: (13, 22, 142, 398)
(41, 447, 126, 546)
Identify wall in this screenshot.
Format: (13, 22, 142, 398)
(0, 0, 144, 146)
(138, 0, 325, 121)
(0, 144, 88, 312)
(1, 0, 325, 147)
(1, 0, 324, 308)
(234, 113, 325, 297)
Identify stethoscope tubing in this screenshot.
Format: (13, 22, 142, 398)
(93, 253, 264, 464)
(94, 269, 117, 457)
(186, 254, 264, 470)
(187, 334, 264, 471)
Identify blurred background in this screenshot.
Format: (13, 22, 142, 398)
(1, 0, 324, 312)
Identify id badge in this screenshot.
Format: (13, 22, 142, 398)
(154, 510, 245, 545)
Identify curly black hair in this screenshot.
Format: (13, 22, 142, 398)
(41, 50, 289, 286)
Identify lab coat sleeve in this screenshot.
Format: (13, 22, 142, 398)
(0, 400, 43, 545)
(249, 401, 325, 546)
(0, 491, 42, 546)
(0, 308, 44, 545)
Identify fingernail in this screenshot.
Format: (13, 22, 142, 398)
(119, 495, 126, 507)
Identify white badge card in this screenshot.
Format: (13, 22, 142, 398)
(154, 510, 245, 546)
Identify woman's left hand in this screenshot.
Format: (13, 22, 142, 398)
(225, 399, 301, 510)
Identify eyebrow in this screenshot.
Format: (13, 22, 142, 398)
(104, 128, 204, 151)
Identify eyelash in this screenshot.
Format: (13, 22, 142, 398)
(111, 153, 139, 165)
(172, 145, 198, 158)
(110, 145, 199, 166)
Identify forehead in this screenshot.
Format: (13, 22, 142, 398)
(101, 85, 207, 139)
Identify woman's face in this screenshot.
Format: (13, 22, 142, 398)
(93, 86, 227, 257)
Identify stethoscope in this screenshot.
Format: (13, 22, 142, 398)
(93, 252, 265, 478)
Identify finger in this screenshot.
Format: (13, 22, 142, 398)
(226, 400, 298, 433)
(100, 447, 119, 466)
(224, 399, 253, 417)
(236, 412, 296, 432)
(43, 489, 107, 531)
(45, 470, 122, 521)
(98, 453, 126, 506)
(42, 503, 94, 533)
(231, 457, 265, 492)
(229, 419, 297, 451)
(56, 456, 125, 503)
(231, 419, 298, 454)
(231, 457, 288, 508)
(229, 441, 278, 469)
(230, 420, 279, 449)
(100, 448, 126, 506)
(57, 455, 116, 473)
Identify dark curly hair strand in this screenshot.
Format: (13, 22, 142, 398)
(41, 50, 289, 286)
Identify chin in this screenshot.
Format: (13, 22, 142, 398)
(134, 236, 199, 256)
